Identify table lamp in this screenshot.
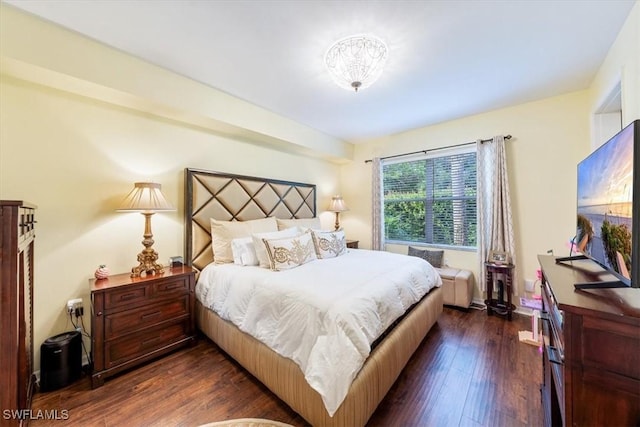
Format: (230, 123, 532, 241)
(117, 182, 175, 277)
(328, 195, 349, 231)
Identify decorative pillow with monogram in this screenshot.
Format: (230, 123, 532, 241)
(262, 232, 318, 271)
(311, 229, 347, 259)
(252, 227, 301, 268)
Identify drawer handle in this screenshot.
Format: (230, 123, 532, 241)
(119, 293, 138, 301)
(547, 345, 564, 365)
(162, 284, 182, 291)
(141, 311, 162, 320)
(141, 336, 162, 348)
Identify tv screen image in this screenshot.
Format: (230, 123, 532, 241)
(573, 120, 638, 287)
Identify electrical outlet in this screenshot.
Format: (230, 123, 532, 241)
(524, 279, 535, 292)
(67, 298, 83, 314)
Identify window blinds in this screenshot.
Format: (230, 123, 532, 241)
(382, 149, 477, 247)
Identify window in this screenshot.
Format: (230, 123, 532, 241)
(382, 147, 477, 248)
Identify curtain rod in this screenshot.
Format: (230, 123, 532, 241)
(363, 134, 512, 163)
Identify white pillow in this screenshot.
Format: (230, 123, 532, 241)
(263, 232, 317, 271)
(231, 237, 259, 266)
(311, 229, 347, 259)
(210, 217, 277, 263)
(252, 227, 301, 268)
(276, 217, 321, 231)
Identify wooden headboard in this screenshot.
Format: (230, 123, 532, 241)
(184, 168, 316, 272)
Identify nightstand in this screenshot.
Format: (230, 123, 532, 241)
(346, 240, 359, 249)
(90, 266, 196, 388)
(484, 262, 515, 321)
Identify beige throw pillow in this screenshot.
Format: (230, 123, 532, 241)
(210, 217, 277, 263)
(276, 217, 321, 231)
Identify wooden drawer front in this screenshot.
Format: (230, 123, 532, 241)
(105, 284, 150, 310)
(105, 321, 189, 368)
(104, 296, 189, 340)
(153, 277, 189, 298)
(581, 316, 640, 380)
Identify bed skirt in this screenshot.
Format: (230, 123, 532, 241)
(196, 286, 442, 427)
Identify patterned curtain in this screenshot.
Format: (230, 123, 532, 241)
(477, 136, 517, 293)
(371, 157, 385, 251)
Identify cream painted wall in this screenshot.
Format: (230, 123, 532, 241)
(0, 4, 352, 163)
(589, 0, 640, 142)
(340, 91, 591, 300)
(0, 76, 341, 371)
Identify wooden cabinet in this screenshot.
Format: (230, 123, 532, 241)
(538, 255, 640, 427)
(0, 201, 36, 427)
(90, 266, 196, 388)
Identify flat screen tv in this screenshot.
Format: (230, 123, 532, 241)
(558, 119, 639, 289)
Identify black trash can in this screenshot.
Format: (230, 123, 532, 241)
(40, 331, 82, 392)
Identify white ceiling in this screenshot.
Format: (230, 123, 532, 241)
(3, 0, 635, 143)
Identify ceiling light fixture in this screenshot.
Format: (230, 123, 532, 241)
(325, 34, 388, 92)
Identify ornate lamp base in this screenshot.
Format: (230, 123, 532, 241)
(130, 212, 165, 278)
(334, 212, 341, 231)
(130, 247, 165, 278)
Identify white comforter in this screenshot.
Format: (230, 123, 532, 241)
(195, 249, 441, 416)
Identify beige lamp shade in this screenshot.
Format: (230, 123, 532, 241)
(117, 182, 175, 212)
(328, 195, 349, 212)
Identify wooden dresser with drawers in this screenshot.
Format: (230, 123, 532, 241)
(538, 255, 640, 426)
(90, 266, 196, 388)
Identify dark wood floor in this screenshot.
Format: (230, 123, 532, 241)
(30, 307, 542, 427)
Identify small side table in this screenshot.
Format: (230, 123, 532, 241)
(346, 240, 359, 249)
(484, 262, 515, 320)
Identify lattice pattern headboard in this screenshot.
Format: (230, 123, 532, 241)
(184, 168, 316, 272)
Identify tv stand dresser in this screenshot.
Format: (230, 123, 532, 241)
(538, 255, 640, 426)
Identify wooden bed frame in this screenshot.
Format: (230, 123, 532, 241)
(185, 168, 443, 426)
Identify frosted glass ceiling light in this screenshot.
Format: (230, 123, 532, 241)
(325, 34, 388, 92)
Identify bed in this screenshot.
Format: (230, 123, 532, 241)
(185, 168, 443, 427)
